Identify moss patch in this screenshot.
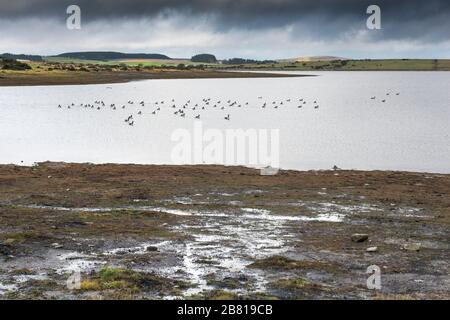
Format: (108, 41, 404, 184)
(249, 256, 339, 273)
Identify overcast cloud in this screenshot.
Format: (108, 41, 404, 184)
(0, 0, 449, 59)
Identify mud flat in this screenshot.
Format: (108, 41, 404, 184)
(0, 162, 449, 300)
(0, 69, 303, 87)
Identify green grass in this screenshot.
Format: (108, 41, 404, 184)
(44, 57, 110, 65)
(44, 57, 217, 67)
(219, 59, 450, 71)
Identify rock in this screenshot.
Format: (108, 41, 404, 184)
(51, 242, 64, 249)
(146, 246, 158, 252)
(366, 246, 378, 252)
(0, 243, 13, 256)
(402, 243, 421, 251)
(351, 233, 369, 243)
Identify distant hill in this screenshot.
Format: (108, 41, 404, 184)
(191, 54, 217, 63)
(0, 53, 43, 61)
(279, 56, 348, 62)
(52, 51, 171, 61)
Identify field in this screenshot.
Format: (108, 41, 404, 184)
(1, 58, 449, 86)
(220, 59, 450, 71)
(44, 57, 206, 67)
(24, 57, 450, 72)
(0, 61, 299, 86)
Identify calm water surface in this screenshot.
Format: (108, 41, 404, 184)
(0, 71, 449, 173)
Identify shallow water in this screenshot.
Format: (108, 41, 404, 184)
(0, 71, 449, 173)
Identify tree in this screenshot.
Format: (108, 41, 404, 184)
(191, 54, 217, 63)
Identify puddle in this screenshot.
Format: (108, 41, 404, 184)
(0, 283, 17, 295)
(11, 200, 393, 297)
(12, 273, 48, 284)
(56, 252, 105, 274)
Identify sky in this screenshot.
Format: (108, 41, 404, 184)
(0, 0, 449, 59)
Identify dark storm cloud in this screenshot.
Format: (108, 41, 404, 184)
(1, 0, 449, 30)
(0, 0, 449, 46)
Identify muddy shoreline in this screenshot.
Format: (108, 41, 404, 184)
(0, 162, 449, 300)
(0, 70, 305, 87)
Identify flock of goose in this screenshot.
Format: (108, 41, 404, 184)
(57, 96, 321, 126)
(371, 91, 400, 103)
(56, 91, 399, 126)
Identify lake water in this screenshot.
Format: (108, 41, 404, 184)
(0, 71, 449, 173)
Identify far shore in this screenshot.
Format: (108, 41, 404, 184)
(0, 69, 308, 87)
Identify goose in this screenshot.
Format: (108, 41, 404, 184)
(195, 115, 200, 119)
(138, 111, 142, 115)
(371, 96, 376, 100)
(224, 114, 230, 120)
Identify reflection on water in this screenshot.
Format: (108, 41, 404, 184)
(0, 71, 449, 173)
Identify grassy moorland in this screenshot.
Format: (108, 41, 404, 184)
(45, 57, 450, 71)
(218, 59, 450, 71)
(0, 60, 301, 86)
(1, 58, 449, 86)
